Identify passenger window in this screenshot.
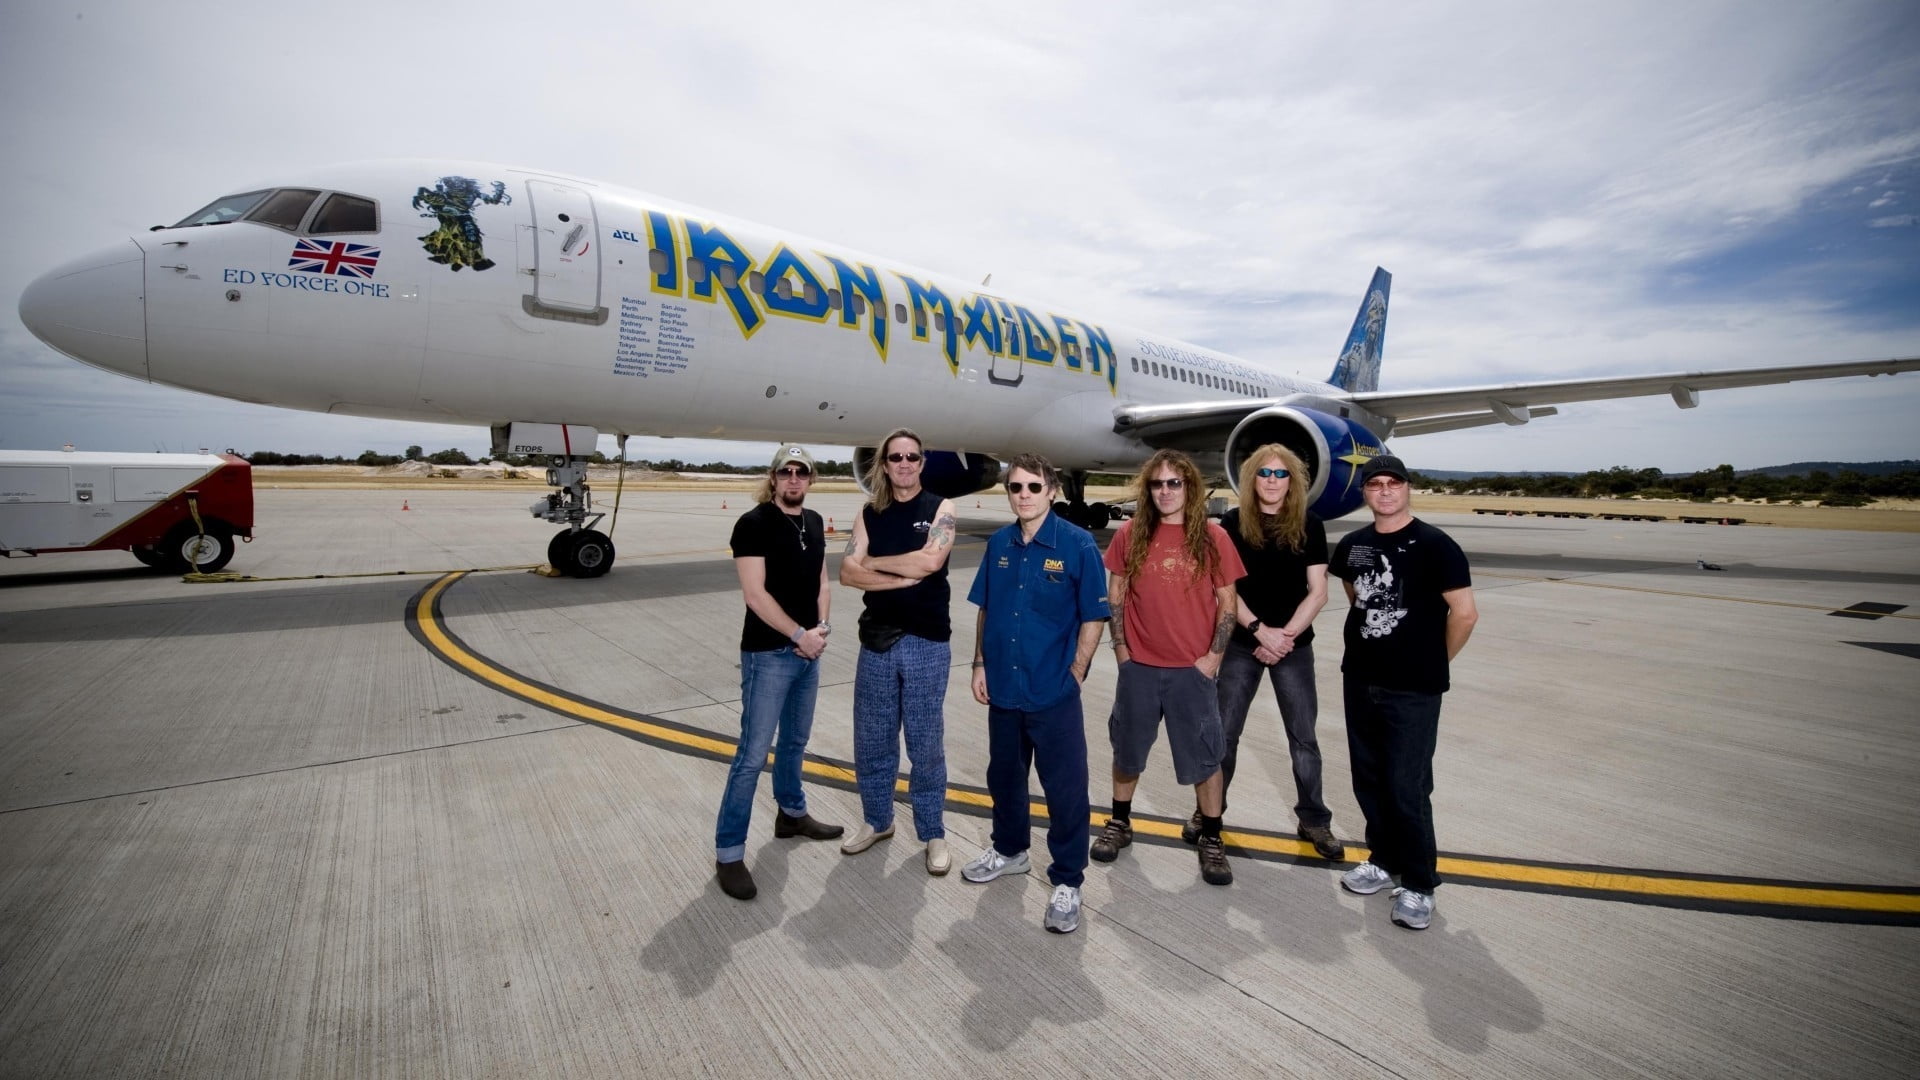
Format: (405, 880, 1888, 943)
(933, 312, 947, 332)
(245, 189, 320, 231)
(748, 270, 766, 294)
(648, 249, 669, 275)
(828, 288, 842, 311)
(852, 294, 867, 317)
(172, 190, 270, 228)
(895, 303, 908, 324)
(717, 263, 738, 289)
(687, 256, 708, 283)
(774, 277, 793, 300)
(803, 281, 819, 305)
(308, 193, 378, 234)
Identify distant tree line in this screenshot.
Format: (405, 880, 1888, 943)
(1415, 464, 1920, 507)
(243, 447, 858, 476)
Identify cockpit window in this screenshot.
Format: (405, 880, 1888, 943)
(171, 190, 271, 228)
(309, 193, 378, 235)
(244, 188, 322, 231)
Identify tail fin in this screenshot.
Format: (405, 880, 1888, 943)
(1327, 267, 1392, 392)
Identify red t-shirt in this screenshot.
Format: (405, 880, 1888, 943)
(1102, 519, 1246, 667)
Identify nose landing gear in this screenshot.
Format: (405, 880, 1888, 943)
(531, 457, 614, 577)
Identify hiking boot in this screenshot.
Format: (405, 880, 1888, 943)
(1043, 884, 1082, 934)
(715, 859, 756, 901)
(839, 822, 894, 855)
(1197, 834, 1233, 885)
(925, 838, 952, 876)
(774, 811, 844, 841)
(1089, 818, 1133, 863)
(1179, 807, 1203, 845)
(1341, 861, 1393, 895)
(1391, 887, 1434, 930)
(1300, 824, 1345, 861)
(962, 847, 1031, 883)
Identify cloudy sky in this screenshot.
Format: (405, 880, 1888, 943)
(2, 1, 1915, 472)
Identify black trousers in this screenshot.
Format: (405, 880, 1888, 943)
(1343, 675, 1443, 893)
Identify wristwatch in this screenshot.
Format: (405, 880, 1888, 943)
(1247, 619, 1263, 633)
(817, 621, 831, 636)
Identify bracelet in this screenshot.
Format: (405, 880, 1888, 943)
(971, 660, 985, 669)
(789, 626, 806, 644)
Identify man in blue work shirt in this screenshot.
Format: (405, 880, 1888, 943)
(962, 453, 1110, 933)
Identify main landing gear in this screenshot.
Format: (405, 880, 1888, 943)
(531, 457, 614, 578)
(1053, 470, 1117, 532)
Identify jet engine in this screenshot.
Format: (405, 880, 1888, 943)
(1223, 406, 1388, 521)
(851, 447, 1003, 500)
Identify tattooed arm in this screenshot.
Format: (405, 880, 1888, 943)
(1196, 584, 1236, 678)
(1107, 571, 1130, 665)
(866, 498, 957, 580)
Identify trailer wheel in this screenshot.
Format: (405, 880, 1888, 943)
(132, 546, 166, 569)
(160, 521, 236, 574)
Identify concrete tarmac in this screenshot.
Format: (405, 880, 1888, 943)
(1, 488, 1916, 1078)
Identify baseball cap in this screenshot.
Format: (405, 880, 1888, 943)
(771, 444, 816, 472)
(1359, 454, 1409, 483)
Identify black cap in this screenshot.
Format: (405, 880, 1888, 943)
(1359, 454, 1409, 483)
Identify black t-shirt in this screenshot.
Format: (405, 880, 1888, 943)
(860, 490, 951, 642)
(729, 501, 825, 652)
(1221, 507, 1328, 649)
(1330, 517, 1471, 693)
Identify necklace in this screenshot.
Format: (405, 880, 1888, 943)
(785, 508, 807, 550)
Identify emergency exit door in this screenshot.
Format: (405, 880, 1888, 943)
(522, 180, 605, 322)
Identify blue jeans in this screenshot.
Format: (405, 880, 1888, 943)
(1343, 675, 1443, 892)
(715, 647, 820, 862)
(1215, 639, 1330, 826)
(853, 635, 949, 841)
(987, 693, 1090, 888)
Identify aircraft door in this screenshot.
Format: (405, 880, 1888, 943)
(522, 180, 606, 322)
(988, 312, 1024, 387)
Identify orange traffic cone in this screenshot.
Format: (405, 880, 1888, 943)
(826, 517, 837, 534)
(402, 500, 410, 511)
(722, 500, 728, 510)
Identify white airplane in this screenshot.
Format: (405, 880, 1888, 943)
(18, 159, 1918, 576)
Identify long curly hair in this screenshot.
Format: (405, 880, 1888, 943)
(1235, 443, 1310, 553)
(863, 428, 923, 512)
(1123, 449, 1215, 582)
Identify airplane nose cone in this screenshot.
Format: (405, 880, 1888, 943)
(18, 240, 148, 381)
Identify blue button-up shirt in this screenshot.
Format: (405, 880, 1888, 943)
(966, 511, 1110, 710)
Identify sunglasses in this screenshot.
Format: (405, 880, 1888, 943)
(1363, 477, 1406, 490)
(1005, 481, 1046, 495)
(1255, 467, 1290, 479)
(1147, 478, 1184, 491)
(886, 452, 922, 463)
(776, 466, 811, 478)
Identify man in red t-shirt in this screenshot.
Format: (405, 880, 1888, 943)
(1096, 449, 1246, 885)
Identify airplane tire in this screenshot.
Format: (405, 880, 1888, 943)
(548, 530, 578, 576)
(1084, 502, 1113, 529)
(160, 521, 235, 574)
(569, 530, 615, 578)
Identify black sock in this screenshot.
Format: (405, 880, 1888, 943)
(1112, 799, 1132, 824)
(1201, 814, 1223, 840)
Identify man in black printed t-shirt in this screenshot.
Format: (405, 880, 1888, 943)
(1329, 454, 1477, 931)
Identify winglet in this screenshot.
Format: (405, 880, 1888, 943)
(1327, 267, 1392, 392)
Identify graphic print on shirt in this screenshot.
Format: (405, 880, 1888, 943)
(1352, 552, 1408, 639)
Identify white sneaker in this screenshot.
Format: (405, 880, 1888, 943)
(1043, 884, 1082, 934)
(839, 822, 894, 855)
(925, 838, 951, 876)
(1390, 887, 1434, 930)
(1341, 861, 1393, 895)
(961, 847, 1031, 883)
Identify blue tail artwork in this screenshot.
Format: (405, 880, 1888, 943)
(1326, 267, 1392, 393)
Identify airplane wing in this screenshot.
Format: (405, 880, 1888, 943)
(1114, 355, 1920, 443)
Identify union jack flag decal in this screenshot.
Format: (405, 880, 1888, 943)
(287, 238, 381, 278)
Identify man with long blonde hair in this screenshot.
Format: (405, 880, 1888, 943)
(1185, 443, 1342, 862)
(1095, 449, 1246, 885)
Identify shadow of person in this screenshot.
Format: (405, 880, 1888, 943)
(934, 877, 1107, 1052)
(1219, 865, 1354, 968)
(638, 841, 795, 997)
(1359, 899, 1546, 1052)
(783, 846, 935, 971)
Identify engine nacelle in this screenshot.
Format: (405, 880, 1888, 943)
(851, 447, 1003, 500)
(1224, 406, 1388, 521)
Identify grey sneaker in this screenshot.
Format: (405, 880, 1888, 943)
(1391, 887, 1434, 930)
(1043, 884, 1082, 934)
(961, 847, 1031, 883)
(1341, 861, 1393, 895)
